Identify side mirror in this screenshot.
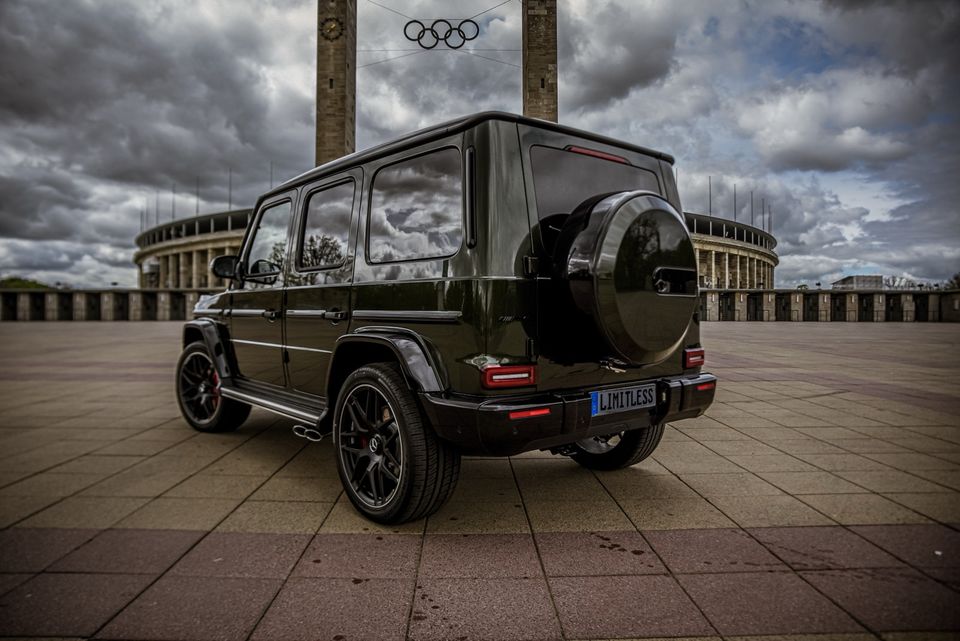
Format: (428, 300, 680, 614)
(210, 255, 239, 280)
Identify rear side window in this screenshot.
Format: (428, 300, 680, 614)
(530, 145, 660, 221)
(299, 180, 354, 270)
(368, 147, 463, 263)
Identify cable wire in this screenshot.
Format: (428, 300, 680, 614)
(467, 0, 516, 20)
(357, 49, 427, 68)
(365, 0, 413, 19)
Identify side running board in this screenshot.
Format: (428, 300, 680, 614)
(220, 386, 326, 425)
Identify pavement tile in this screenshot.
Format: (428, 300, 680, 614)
(911, 468, 960, 490)
(100, 575, 281, 641)
(292, 533, 420, 578)
(535, 530, 665, 575)
(702, 440, 783, 455)
(758, 471, 866, 494)
(727, 454, 818, 473)
(802, 568, 960, 632)
(319, 500, 425, 534)
(0, 572, 33, 597)
(850, 524, 960, 568)
(712, 495, 835, 527)
(550, 574, 714, 639)
(0, 472, 106, 497)
(164, 473, 267, 499)
(681, 472, 785, 497)
(599, 470, 698, 502)
(15, 496, 148, 529)
(622, 497, 736, 530)
(115, 496, 240, 530)
(0, 495, 61, 528)
(796, 453, 891, 471)
(646, 528, 785, 573)
(678, 571, 863, 636)
(749, 526, 904, 570)
(48, 454, 146, 475)
(418, 533, 541, 578)
(450, 475, 522, 502)
(51, 528, 203, 574)
(252, 577, 412, 641)
(0, 527, 97, 572)
(884, 492, 960, 522)
(410, 577, 561, 641)
(864, 452, 960, 471)
(0, 572, 152, 637)
(248, 475, 344, 502)
(799, 494, 930, 525)
(525, 498, 635, 532)
(216, 500, 333, 534)
(459, 458, 514, 478)
(836, 469, 953, 493)
(426, 500, 529, 534)
(771, 439, 848, 455)
(170, 531, 310, 578)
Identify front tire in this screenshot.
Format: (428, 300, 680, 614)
(569, 423, 665, 470)
(175, 341, 250, 433)
(333, 362, 460, 524)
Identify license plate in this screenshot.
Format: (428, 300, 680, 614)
(590, 384, 656, 417)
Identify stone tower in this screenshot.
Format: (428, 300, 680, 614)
(316, 0, 357, 167)
(521, 0, 558, 122)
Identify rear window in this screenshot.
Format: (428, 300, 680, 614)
(530, 145, 660, 221)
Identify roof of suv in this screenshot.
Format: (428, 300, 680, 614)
(272, 111, 675, 198)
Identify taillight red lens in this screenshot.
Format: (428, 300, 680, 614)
(684, 348, 705, 369)
(482, 365, 537, 389)
(696, 382, 715, 392)
(508, 407, 551, 420)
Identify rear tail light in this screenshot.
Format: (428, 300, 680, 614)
(683, 348, 705, 369)
(696, 382, 715, 392)
(482, 364, 537, 389)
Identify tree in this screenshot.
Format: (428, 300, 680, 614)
(947, 271, 960, 290)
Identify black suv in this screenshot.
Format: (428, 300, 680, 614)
(176, 112, 716, 523)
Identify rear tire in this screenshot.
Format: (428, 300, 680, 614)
(175, 341, 250, 433)
(333, 362, 460, 524)
(569, 423, 664, 471)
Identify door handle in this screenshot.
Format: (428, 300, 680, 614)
(322, 310, 348, 321)
(261, 309, 280, 320)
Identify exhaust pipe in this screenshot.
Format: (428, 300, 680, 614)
(292, 424, 325, 442)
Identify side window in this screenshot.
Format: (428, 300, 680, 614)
(299, 181, 354, 270)
(368, 147, 462, 264)
(246, 201, 292, 276)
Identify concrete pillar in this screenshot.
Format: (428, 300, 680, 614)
(929, 293, 940, 321)
(522, 0, 558, 122)
(752, 258, 758, 289)
(846, 293, 858, 322)
(903, 293, 915, 321)
(101, 293, 115, 321)
(73, 292, 87, 321)
(158, 291, 171, 321)
(129, 291, 143, 321)
(316, 0, 356, 166)
(874, 293, 885, 322)
(159, 255, 169, 289)
(761, 291, 775, 321)
(709, 250, 715, 289)
(16, 293, 31, 321)
(179, 252, 189, 289)
(723, 253, 730, 289)
(819, 293, 830, 322)
(705, 291, 719, 321)
(44, 292, 59, 320)
(192, 250, 202, 290)
(733, 291, 746, 321)
(790, 293, 802, 321)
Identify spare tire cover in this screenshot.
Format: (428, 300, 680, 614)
(557, 191, 698, 366)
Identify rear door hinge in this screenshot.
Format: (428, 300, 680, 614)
(522, 255, 539, 278)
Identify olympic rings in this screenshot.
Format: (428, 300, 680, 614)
(404, 19, 480, 49)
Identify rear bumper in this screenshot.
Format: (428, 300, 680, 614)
(420, 372, 717, 456)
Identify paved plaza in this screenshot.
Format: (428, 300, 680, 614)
(0, 321, 958, 640)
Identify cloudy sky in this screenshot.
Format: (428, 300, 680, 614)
(0, 0, 957, 287)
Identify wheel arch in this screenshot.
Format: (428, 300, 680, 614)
(326, 331, 446, 417)
(182, 318, 237, 382)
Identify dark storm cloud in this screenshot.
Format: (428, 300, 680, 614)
(559, 2, 678, 112)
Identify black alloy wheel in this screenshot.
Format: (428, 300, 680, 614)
(336, 383, 404, 508)
(175, 341, 250, 433)
(333, 363, 460, 523)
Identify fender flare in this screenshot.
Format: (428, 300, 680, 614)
(182, 318, 237, 383)
(330, 329, 446, 394)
